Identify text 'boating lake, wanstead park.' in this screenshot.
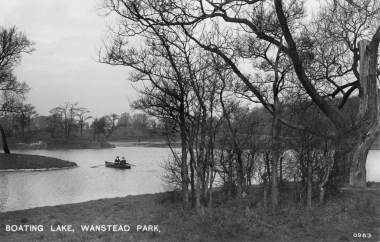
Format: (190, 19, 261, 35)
(3, 224, 161, 233)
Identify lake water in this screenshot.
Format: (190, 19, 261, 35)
(0, 145, 172, 212)
(0, 146, 379, 212)
(366, 150, 380, 182)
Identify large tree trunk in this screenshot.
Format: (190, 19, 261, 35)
(270, 43, 283, 211)
(0, 123, 10, 154)
(349, 134, 376, 187)
(348, 36, 380, 187)
(329, 34, 380, 189)
(276, 0, 379, 188)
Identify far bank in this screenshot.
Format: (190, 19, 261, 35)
(8, 138, 115, 150)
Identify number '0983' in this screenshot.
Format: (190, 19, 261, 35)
(352, 233, 372, 238)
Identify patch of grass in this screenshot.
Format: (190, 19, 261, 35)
(0, 186, 378, 241)
(0, 153, 77, 170)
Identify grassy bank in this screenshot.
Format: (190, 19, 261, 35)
(0, 185, 379, 242)
(0, 154, 77, 170)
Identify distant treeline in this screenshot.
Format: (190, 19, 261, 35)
(0, 102, 167, 145)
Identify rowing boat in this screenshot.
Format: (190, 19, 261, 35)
(105, 161, 131, 169)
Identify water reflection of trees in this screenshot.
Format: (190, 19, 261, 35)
(0, 174, 9, 211)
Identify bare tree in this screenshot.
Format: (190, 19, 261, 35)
(77, 108, 92, 136)
(92, 116, 111, 140)
(101, 3, 234, 210)
(49, 103, 91, 138)
(117, 112, 131, 127)
(0, 26, 33, 153)
(105, 0, 380, 188)
(17, 103, 37, 138)
(100, 9, 193, 206)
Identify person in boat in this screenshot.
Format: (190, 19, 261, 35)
(115, 156, 120, 164)
(120, 156, 127, 165)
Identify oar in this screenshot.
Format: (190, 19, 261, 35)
(90, 164, 104, 168)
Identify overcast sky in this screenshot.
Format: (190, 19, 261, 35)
(0, 0, 137, 117)
(0, 0, 320, 118)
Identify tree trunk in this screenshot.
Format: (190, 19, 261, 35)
(271, 115, 280, 211)
(236, 150, 244, 196)
(319, 186, 325, 204)
(319, 149, 334, 204)
(329, 35, 380, 189)
(180, 126, 189, 207)
(265, 152, 271, 181)
(348, 37, 380, 187)
(262, 154, 271, 209)
(21, 114, 25, 138)
(189, 145, 195, 206)
(349, 128, 379, 187)
(228, 154, 234, 197)
(179, 98, 189, 207)
(0, 124, 10, 154)
(279, 156, 283, 183)
(27, 117, 31, 134)
(207, 133, 215, 208)
(306, 157, 312, 210)
(270, 44, 283, 211)
(195, 168, 202, 211)
(276, 2, 379, 188)
(263, 184, 268, 209)
(271, 90, 282, 211)
(330, 137, 350, 185)
(208, 174, 214, 208)
(196, 113, 207, 207)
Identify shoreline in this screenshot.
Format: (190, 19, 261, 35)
(0, 165, 78, 172)
(2, 192, 165, 213)
(13, 147, 115, 151)
(0, 153, 77, 170)
(109, 140, 178, 148)
(0, 187, 378, 241)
